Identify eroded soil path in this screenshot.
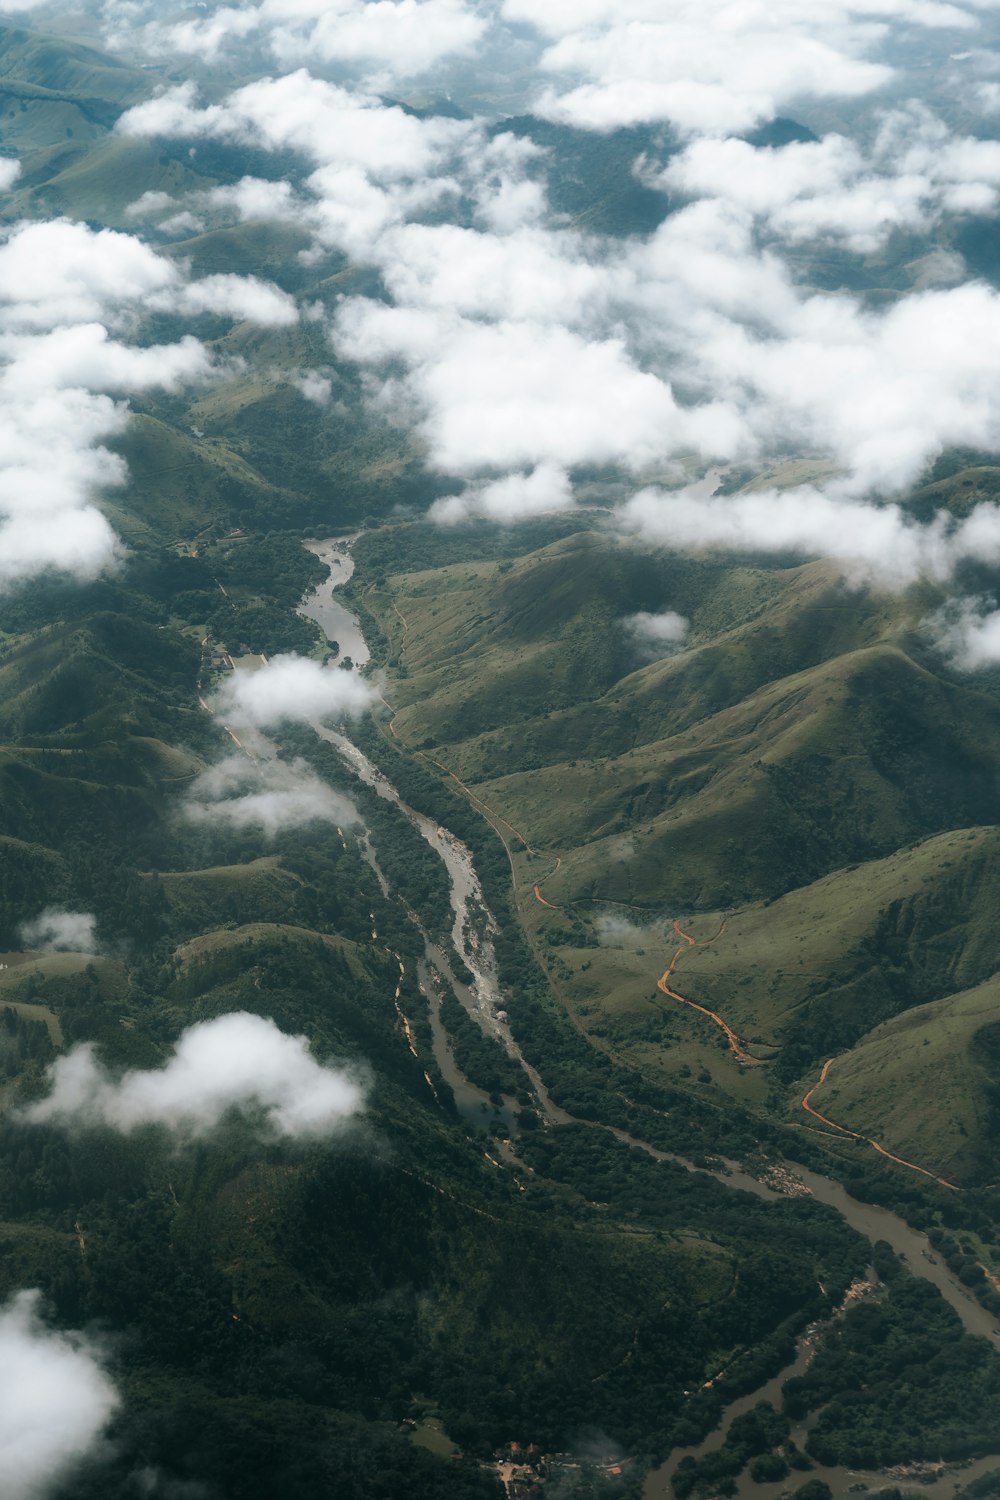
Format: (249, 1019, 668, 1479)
(802, 1056, 960, 1191)
(657, 918, 766, 1067)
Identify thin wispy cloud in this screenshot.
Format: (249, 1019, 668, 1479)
(182, 755, 359, 836)
(18, 909, 97, 954)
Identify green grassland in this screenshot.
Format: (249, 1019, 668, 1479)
(357, 515, 1000, 1190)
(799, 972, 1000, 1182)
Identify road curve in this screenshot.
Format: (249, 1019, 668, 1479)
(802, 1056, 960, 1192)
(657, 918, 765, 1067)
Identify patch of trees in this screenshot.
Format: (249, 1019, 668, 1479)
(208, 600, 321, 656)
(438, 990, 525, 1098)
(786, 1270, 1000, 1467)
(672, 1403, 790, 1497)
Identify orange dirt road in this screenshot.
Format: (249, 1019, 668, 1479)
(802, 1057, 959, 1191)
(657, 918, 763, 1066)
(533, 883, 560, 910)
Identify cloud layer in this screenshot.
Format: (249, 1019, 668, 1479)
(106, 0, 486, 77)
(24, 1012, 364, 1138)
(0, 1290, 117, 1500)
(503, 0, 984, 133)
(73, 0, 1000, 592)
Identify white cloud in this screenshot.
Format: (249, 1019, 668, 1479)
(23, 1012, 365, 1138)
(502, 0, 980, 134)
(660, 105, 1000, 252)
(182, 754, 358, 834)
(930, 596, 1000, 667)
(0, 219, 176, 331)
(107, 0, 485, 77)
(209, 654, 376, 728)
(106, 2, 1000, 571)
(334, 302, 741, 474)
(124, 189, 175, 220)
(377, 223, 605, 324)
(156, 210, 205, 237)
(0, 324, 211, 396)
(470, 133, 548, 234)
(118, 74, 469, 179)
(429, 462, 574, 523)
(169, 274, 298, 326)
(117, 74, 473, 262)
(18, 909, 97, 954)
(612, 207, 1000, 501)
(616, 482, 1000, 590)
(0, 1290, 117, 1500)
(205, 175, 297, 222)
(623, 609, 689, 654)
(289, 369, 333, 403)
(264, 0, 487, 75)
(0, 219, 296, 589)
(0, 159, 21, 192)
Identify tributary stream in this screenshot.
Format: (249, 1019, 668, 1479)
(297, 539, 1000, 1500)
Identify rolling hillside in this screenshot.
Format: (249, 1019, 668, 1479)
(358, 517, 1000, 1186)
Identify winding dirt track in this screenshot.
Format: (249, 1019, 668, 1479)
(802, 1057, 960, 1191)
(657, 918, 765, 1067)
(533, 883, 560, 910)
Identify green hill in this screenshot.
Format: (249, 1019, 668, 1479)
(799, 972, 1000, 1183)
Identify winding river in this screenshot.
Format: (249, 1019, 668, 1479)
(297, 538, 1000, 1500)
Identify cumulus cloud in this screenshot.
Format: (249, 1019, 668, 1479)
(18, 909, 97, 954)
(660, 105, 1000, 252)
(106, 0, 485, 77)
(117, 73, 474, 261)
(0, 220, 295, 588)
(334, 302, 741, 474)
(204, 175, 298, 222)
(124, 189, 175, 220)
(0, 219, 176, 331)
(289, 369, 333, 403)
(23, 1012, 365, 1139)
(623, 609, 689, 656)
(0, 220, 295, 333)
(607, 207, 1000, 502)
(106, 0, 1000, 571)
(429, 462, 574, 523)
(169, 274, 297, 326)
(183, 754, 358, 834)
(503, 0, 980, 134)
(118, 74, 468, 179)
(617, 482, 1000, 589)
(0, 158, 20, 192)
(930, 596, 1000, 667)
(210, 654, 376, 728)
(0, 1289, 118, 1500)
